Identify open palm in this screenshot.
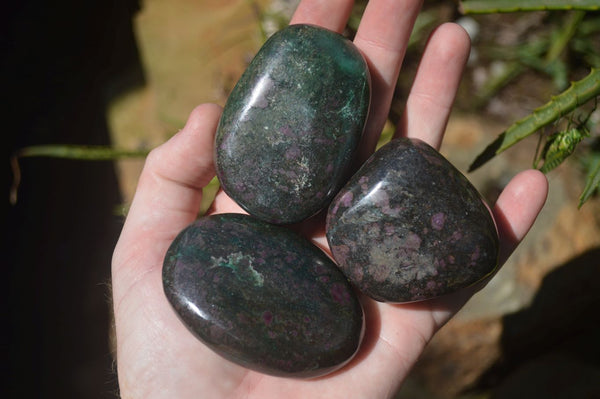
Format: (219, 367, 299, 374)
(111, 1, 548, 397)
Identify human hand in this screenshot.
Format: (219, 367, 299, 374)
(111, 1, 548, 397)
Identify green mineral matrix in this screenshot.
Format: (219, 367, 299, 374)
(215, 24, 371, 224)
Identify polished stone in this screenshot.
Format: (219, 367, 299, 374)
(326, 138, 499, 303)
(215, 24, 370, 224)
(163, 213, 364, 378)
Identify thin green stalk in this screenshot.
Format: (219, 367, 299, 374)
(482, 12, 585, 93)
(16, 144, 150, 160)
(407, 10, 437, 48)
(579, 153, 599, 208)
(577, 16, 600, 35)
(481, 39, 549, 62)
(460, 0, 599, 14)
(469, 68, 600, 172)
(545, 11, 586, 62)
(10, 145, 151, 205)
(474, 62, 527, 108)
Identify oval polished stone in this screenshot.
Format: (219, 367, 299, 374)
(163, 213, 364, 378)
(215, 24, 370, 224)
(326, 138, 499, 303)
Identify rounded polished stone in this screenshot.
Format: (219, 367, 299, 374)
(162, 213, 364, 378)
(215, 24, 370, 224)
(326, 138, 499, 303)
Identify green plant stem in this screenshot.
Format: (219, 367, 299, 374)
(407, 10, 437, 48)
(474, 39, 548, 106)
(577, 16, 600, 35)
(579, 153, 599, 208)
(460, 0, 599, 14)
(16, 144, 150, 160)
(476, 12, 586, 103)
(469, 67, 600, 172)
(474, 62, 527, 108)
(546, 11, 586, 62)
(10, 145, 151, 205)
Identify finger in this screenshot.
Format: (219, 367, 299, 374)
(112, 103, 222, 302)
(289, 0, 354, 33)
(397, 23, 471, 149)
(353, 0, 423, 161)
(493, 169, 548, 265)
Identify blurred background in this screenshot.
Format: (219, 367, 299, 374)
(6, 0, 599, 398)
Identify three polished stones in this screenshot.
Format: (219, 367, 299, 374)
(164, 23, 499, 378)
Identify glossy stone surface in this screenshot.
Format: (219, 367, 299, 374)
(326, 138, 499, 303)
(163, 213, 364, 378)
(215, 24, 370, 224)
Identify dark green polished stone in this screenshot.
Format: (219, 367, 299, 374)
(215, 24, 370, 224)
(162, 213, 364, 378)
(326, 138, 499, 303)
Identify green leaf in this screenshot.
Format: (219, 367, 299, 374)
(579, 153, 600, 208)
(469, 68, 600, 172)
(460, 0, 600, 14)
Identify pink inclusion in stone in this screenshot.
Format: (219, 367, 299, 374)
(431, 212, 446, 231)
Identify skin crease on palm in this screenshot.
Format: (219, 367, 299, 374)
(111, 0, 549, 398)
